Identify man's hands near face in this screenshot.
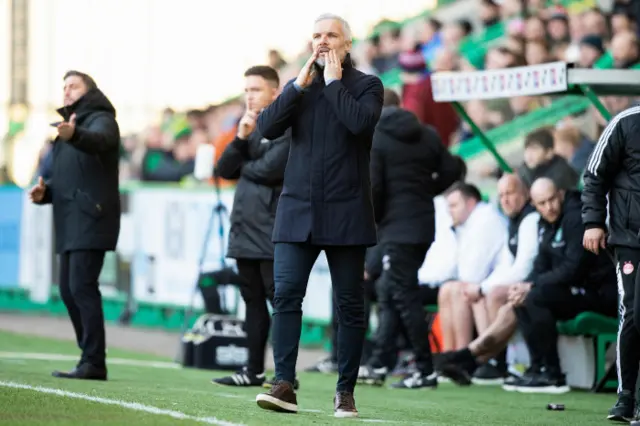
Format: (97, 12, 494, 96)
(323, 49, 343, 83)
(295, 50, 320, 89)
(237, 110, 259, 139)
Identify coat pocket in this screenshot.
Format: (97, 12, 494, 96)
(74, 189, 104, 219)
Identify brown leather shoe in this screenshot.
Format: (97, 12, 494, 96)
(256, 380, 298, 413)
(334, 391, 358, 418)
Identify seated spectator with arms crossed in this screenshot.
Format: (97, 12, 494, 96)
(438, 178, 617, 394)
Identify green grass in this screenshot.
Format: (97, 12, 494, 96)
(0, 330, 619, 425)
(0, 331, 171, 361)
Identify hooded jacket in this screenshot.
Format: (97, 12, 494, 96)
(370, 106, 463, 244)
(38, 88, 121, 253)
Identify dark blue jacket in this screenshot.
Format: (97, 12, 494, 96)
(257, 57, 384, 246)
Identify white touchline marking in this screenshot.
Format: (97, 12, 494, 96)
(0, 381, 244, 426)
(0, 352, 180, 369)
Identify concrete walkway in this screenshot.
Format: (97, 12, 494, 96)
(0, 312, 327, 369)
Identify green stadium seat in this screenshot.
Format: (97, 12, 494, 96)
(556, 312, 617, 336)
(557, 311, 618, 392)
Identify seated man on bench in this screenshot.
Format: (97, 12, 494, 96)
(438, 178, 617, 394)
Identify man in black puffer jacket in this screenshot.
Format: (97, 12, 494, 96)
(28, 70, 121, 381)
(212, 65, 290, 388)
(358, 90, 464, 390)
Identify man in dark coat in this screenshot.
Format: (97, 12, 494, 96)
(211, 65, 291, 388)
(358, 92, 463, 389)
(255, 14, 383, 418)
(28, 70, 121, 380)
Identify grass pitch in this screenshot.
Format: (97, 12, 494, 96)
(0, 330, 618, 425)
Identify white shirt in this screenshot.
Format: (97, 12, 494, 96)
(479, 211, 540, 294)
(454, 202, 508, 284)
(418, 196, 457, 285)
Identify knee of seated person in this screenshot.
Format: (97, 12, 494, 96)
(487, 286, 508, 305)
(437, 281, 452, 302)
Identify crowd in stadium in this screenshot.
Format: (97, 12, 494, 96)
(32, 1, 639, 188)
(21, 0, 640, 420)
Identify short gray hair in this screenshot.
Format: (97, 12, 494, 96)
(314, 13, 352, 40)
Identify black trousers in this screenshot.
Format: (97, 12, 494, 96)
(330, 279, 439, 367)
(515, 283, 616, 374)
(368, 243, 434, 375)
(614, 247, 640, 394)
(272, 242, 366, 392)
(330, 277, 378, 365)
(58, 250, 107, 368)
(236, 259, 274, 374)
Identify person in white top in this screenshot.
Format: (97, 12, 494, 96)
(458, 174, 540, 383)
(417, 195, 457, 305)
(437, 182, 508, 353)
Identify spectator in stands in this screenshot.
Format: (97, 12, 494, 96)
(518, 128, 579, 190)
(371, 21, 402, 74)
(612, 30, 640, 68)
(509, 95, 541, 119)
(211, 66, 291, 389)
(441, 20, 473, 50)
(582, 8, 609, 39)
(438, 178, 617, 393)
(578, 34, 605, 68)
(553, 125, 594, 174)
(458, 174, 539, 384)
(436, 183, 507, 352)
(357, 89, 463, 389)
(525, 40, 551, 65)
(611, 3, 637, 36)
(351, 40, 378, 75)
(142, 116, 196, 182)
(525, 16, 547, 43)
(398, 48, 459, 147)
(547, 11, 571, 47)
(417, 18, 442, 64)
(480, 0, 501, 28)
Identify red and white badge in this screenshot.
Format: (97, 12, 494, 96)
(623, 262, 635, 275)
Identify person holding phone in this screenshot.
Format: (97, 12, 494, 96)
(28, 70, 121, 381)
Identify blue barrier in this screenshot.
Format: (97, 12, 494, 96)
(0, 186, 24, 288)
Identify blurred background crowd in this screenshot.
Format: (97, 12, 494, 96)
(22, 0, 636, 190)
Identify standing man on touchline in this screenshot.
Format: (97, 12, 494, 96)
(581, 105, 640, 422)
(254, 13, 384, 418)
(211, 65, 293, 389)
(29, 70, 121, 380)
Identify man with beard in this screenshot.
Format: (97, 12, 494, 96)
(211, 65, 292, 389)
(254, 13, 383, 418)
(29, 71, 121, 380)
